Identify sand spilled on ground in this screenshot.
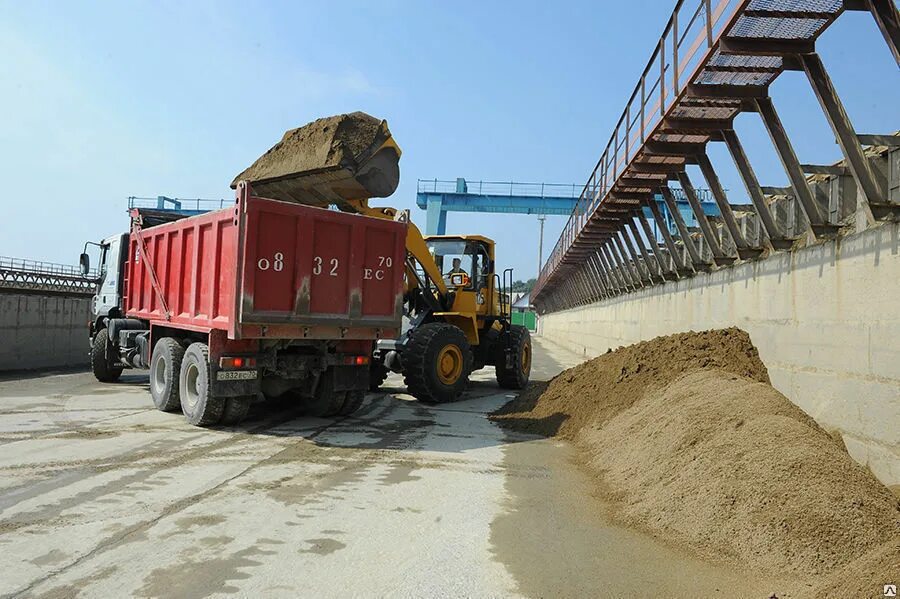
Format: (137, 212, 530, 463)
(493, 329, 900, 597)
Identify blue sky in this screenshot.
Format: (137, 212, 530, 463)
(1, 1, 896, 281)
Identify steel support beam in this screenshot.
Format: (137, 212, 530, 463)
(696, 151, 762, 260)
(720, 128, 793, 250)
(620, 223, 654, 284)
(607, 240, 639, 290)
(588, 255, 611, 300)
(687, 83, 769, 99)
(594, 252, 618, 296)
(659, 185, 710, 271)
(799, 52, 886, 222)
(582, 256, 603, 301)
(644, 196, 690, 276)
(858, 134, 900, 147)
(635, 208, 674, 279)
(625, 219, 661, 282)
(598, 246, 625, 294)
(676, 171, 734, 266)
(863, 0, 900, 65)
(612, 233, 645, 286)
(718, 37, 815, 56)
(755, 97, 839, 237)
(607, 245, 631, 293)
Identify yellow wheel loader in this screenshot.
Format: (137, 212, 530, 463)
(232, 112, 531, 403)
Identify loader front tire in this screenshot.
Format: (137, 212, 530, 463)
(403, 322, 472, 404)
(495, 325, 531, 390)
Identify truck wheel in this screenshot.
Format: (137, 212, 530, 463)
(403, 322, 472, 404)
(179, 342, 224, 427)
(337, 390, 366, 416)
(149, 338, 185, 412)
(304, 369, 346, 417)
(91, 328, 123, 383)
(495, 325, 532, 390)
(369, 362, 388, 391)
(220, 396, 253, 425)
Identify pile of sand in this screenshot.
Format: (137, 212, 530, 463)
(493, 327, 769, 438)
(493, 329, 900, 595)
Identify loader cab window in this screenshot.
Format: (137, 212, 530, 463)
(426, 238, 490, 290)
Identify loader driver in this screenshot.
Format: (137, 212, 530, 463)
(446, 258, 468, 277)
(444, 257, 469, 287)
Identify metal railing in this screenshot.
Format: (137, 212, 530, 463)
(417, 179, 582, 199)
(537, 0, 745, 293)
(128, 196, 232, 212)
(0, 256, 100, 294)
(0, 256, 98, 279)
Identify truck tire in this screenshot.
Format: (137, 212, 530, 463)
(304, 369, 346, 417)
(337, 390, 366, 416)
(220, 396, 253, 425)
(91, 328, 123, 383)
(495, 325, 532, 390)
(179, 342, 224, 427)
(369, 362, 388, 391)
(403, 322, 472, 404)
(149, 338, 185, 412)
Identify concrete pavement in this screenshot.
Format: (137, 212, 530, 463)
(0, 337, 768, 598)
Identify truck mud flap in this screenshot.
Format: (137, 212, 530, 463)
(330, 365, 368, 392)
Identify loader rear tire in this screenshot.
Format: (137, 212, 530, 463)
(495, 325, 531, 390)
(91, 328, 123, 383)
(403, 322, 472, 404)
(220, 396, 253, 425)
(179, 343, 224, 427)
(150, 337, 185, 412)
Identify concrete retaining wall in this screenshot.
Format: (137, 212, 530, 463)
(538, 222, 900, 487)
(0, 292, 91, 372)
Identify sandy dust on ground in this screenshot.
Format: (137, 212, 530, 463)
(493, 328, 900, 598)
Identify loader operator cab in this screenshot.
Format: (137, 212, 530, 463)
(427, 236, 494, 305)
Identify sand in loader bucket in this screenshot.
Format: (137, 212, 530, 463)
(231, 112, 400, 209)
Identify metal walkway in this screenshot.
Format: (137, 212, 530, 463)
(532, 0, 900, 313)
(0, 257, 99, 295)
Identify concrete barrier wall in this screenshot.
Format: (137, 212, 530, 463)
(0, 292, 91, 371)
(538, 222, 900, 487)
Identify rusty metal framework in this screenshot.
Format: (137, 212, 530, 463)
(0, 256, 99, 295)
(532, 0, 900, 314)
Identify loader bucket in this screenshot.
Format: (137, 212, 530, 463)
(231, 111, 401, 210)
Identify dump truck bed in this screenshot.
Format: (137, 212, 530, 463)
(124, 182, 406, 340)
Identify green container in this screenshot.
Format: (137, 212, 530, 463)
(511, 310, 537, 331)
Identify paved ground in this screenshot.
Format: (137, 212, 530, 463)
(0, 337, 762, 598)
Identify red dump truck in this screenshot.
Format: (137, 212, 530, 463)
(81, 182, 407, 426)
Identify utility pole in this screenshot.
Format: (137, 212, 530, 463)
(537, 214, 546, 277)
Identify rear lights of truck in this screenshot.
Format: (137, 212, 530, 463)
(344, 355, 370, 366)
(219, 356, 257, 369)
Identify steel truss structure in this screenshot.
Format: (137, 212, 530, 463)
(532, 0, 900, 314)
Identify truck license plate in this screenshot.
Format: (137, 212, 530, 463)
(216, 370, 258, 381)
